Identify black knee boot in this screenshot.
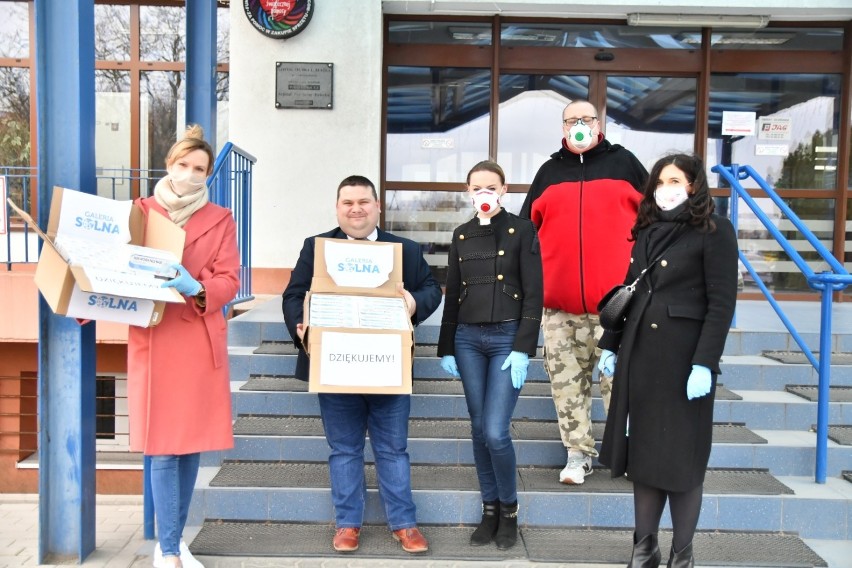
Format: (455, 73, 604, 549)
(628, 532, 661, 568)
(494, 501, 518, 550)
(469, 500, 499, 546)
(666, 541, 694, 568)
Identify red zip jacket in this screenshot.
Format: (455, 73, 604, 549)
(520, 137, 647, 315)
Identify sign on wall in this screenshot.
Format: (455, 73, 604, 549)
(243, 0, 314, 39)
(275, 62, 333, 109)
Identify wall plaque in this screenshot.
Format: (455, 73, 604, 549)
(275, 62, 333, 109)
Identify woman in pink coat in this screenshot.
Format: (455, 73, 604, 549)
(127, 125, 240, 568)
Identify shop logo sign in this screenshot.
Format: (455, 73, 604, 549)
(244, 0, 314, 39)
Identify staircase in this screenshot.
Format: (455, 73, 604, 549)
(185, 298, 852, 566)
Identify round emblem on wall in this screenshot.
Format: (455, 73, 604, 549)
(243, 0, 314, 39)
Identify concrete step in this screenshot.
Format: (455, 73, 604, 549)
(227, 298, 852, 354)
(226, 378, 852, 432)
(227, 346, 852, 389)
(198, 412, 852, 478)
(187, 464, 852, 541)
(187, 523, 831, 567)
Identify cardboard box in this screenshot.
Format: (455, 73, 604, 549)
(8, 186, 186, 327)
(305, 237, 414, 394)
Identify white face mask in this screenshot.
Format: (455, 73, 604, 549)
(167, 168, 206, 197)
(472, 189, 500, 214)
(567, 123, 594, 152)
(655, 185, 689, 211)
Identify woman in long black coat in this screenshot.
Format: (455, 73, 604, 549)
(597, 153, 738, 568)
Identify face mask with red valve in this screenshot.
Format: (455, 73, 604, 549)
(472, 189, 500, 215)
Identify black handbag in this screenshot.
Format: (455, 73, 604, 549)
(597, 281, 637, 331)
(597, 224, 688, 331)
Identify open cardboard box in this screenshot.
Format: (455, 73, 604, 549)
(8, 186, 185, 327)
(305, 237, 414, 394)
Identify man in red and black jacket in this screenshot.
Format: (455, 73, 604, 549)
(520, 100, 647, 485)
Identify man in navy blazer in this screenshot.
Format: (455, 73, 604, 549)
(282, 175, 442, 554)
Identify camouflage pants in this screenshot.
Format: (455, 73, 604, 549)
(541, 309, 612, 456)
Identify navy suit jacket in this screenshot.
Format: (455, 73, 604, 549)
(282, 227, 442, 380)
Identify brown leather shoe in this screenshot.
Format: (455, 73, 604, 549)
(392, 527, 429, 553)
(332, 527, 360, 552)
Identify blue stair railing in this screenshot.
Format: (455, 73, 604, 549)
(207, 142, 256, 310)
(2, 166, 38, 269)
(713, 163, 851, 484)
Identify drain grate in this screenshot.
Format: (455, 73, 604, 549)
(211, 461, 329, 488)
(523, 528, 826, 566)
(237, 376, 739, 402)
(826, 425, 852, 445)
(211, 461, 486, 491)
(240, 375, 305, 391)
(188, 524, 826, 566)
(238, 375, 558, 397)
(787, 385, 852, 403)
(518, 466, 630, 492)
(233, 415, 766, 444)
(233, 415, 322, 436)
(412, 379, 555, 397)
(716, 384, 742, 400)
(408, 418, 472, 439)
(713, 423, 768, 444)
(843, 471, 852, 484)
(410, 379, 465, 395)
(190, 522, 524, 560)
(518, 467, 790, 495)
(762, 350, 852, 365)
(252, 341, 298, 355)
(703, 468, 793, 495)
(511, 420, 765, 444)
(210, 461, 791, 495)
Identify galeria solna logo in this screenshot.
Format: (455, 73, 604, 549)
(88, 295, 138, 312)
(243, 0, 314, 39)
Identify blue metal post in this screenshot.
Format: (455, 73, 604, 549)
(728, 164, 740, 329)
(815, 278, 833, 484)
(185, 0, 217, 143)
(34, 0, 97, 562)
(143, 455, 155, 539)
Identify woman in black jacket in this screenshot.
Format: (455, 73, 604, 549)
(438, 160, 543, 550)
(597, 153, 738, 568)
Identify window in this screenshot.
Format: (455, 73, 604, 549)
(386, 66, 491, 183)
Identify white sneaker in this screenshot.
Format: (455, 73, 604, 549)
(559, 449, 593, 485)
(154, 541, 204, 568)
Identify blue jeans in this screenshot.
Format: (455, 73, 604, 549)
(455, 321, 521, 504)
(150, 453, 201, 557)
(318, 393, 416, 530)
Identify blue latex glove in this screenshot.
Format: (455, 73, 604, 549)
(501, 351, 529, 389)
(597, 349, 617, 377)
(161, 263, 202, 296)
(686, 364, 712, 400)
(440, 355, 460, 377)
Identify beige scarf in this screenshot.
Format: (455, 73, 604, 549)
(153, 176, 209, 227)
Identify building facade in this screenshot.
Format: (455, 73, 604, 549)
(1, 0, 852, 490)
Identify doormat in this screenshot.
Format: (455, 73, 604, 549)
(762, 350, 852, 365)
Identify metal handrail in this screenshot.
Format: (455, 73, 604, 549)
(207, 142, 256, 309)
(714, 163, 851, 484)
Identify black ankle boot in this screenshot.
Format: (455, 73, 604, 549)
(494, 501, 518, 550)
(469, 500, 499, 546)
(666, 541, 694, 568)
(628, 532, 661, 568)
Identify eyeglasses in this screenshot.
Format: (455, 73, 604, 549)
(563, 116, 597, 127)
